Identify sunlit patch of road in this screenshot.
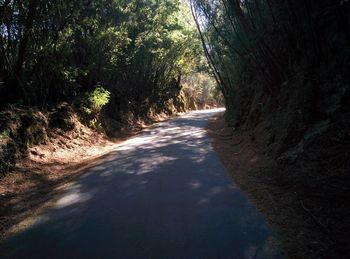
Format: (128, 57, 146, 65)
(0, 108, 284, 259)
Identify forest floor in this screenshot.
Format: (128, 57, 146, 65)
(207, 112, 341, 259)
(0, 111, 172, 240)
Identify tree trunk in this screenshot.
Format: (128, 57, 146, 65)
(10, 0, 39, 104)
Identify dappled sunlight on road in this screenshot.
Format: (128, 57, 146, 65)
(53, 183, 98, 210)
(0, 109, 284, 259)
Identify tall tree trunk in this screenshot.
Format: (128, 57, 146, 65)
(190, 0, 227, 97)
(10, 0, 39, 104)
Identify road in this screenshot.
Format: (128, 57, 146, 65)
(0, 109, 284, 258)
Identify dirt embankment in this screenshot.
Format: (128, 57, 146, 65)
(208, 112, 349, 259)
(0, 105, 171, 240)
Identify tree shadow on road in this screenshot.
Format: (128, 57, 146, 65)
(1, 110, 284, 258)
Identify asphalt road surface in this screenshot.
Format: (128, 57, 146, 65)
(0, 109, 284, 259)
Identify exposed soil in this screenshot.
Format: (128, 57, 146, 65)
(207, 112, 347, 259)
(0, 111, 171, 240)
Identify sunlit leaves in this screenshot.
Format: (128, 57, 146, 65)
(0, 0, 216, 111)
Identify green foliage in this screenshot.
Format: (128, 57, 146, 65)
(88, 87, 111, 115)
(0, 129, 10, 143)
(82, 86, 111, 130)
(89, 118, 102, 130)
(182, 72, 223, 108)
(190, 0, 350, 125)
(0, 0, 218, 122)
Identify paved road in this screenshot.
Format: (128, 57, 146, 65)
(0, 109, 284, 259)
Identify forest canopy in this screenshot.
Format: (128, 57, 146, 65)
(0, 0, 220, 115)
(189, 0, 350, 126)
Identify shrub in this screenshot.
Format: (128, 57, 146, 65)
(83, 86, 111, 130)
(89, 87, 111, 116)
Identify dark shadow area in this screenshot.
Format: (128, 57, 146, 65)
(0, 109, 284, 258)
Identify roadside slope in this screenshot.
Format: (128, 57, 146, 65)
(208, 112, 347, 258)
(0, 106, 170, 240)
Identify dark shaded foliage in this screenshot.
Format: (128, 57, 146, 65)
(0, 0, 209, 117)
(191, 0, 350, 257)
